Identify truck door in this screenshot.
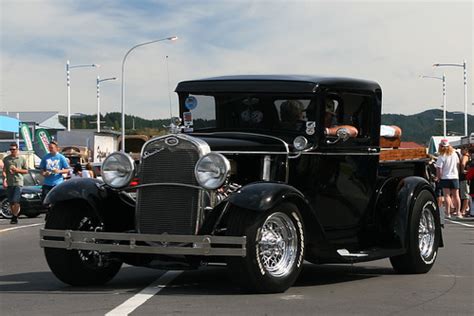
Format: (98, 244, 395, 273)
(311, 90, 379, 243)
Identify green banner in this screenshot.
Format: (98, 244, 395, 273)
(35, 128, 51, 153)
(20, 123, 33, 151)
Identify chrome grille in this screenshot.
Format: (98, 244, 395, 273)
(136, 135, 209, 235)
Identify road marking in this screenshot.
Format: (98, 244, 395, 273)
(0, 223, 43, 233)
(105, 270, 183, 316)
(446, 219, 474, 228)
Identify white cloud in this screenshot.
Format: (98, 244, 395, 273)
(1, 0, 472, 119)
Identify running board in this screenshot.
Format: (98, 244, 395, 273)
(337, 249, 369, 258)
(336, 248, 405, 263)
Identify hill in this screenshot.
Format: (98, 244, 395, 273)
(382, 109, 472, 145)
(60, 109, 472, 145)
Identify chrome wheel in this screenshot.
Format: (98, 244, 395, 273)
(0, 198, 12, 218)
(77, 216, 107, 268)
(418, 202, 436, 263)
(257, 212, 298, 278)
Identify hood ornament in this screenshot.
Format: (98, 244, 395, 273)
(163, 117, 183, 134)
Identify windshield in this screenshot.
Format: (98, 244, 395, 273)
(180, 93, 316, 134)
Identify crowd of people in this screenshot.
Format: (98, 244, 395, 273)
(433, 139, 472, 219)
(2, 141, 95, 224)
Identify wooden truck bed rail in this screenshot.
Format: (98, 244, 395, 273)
(379, 147, 428, 162)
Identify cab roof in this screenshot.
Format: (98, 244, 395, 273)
(175, 75, 381, 94)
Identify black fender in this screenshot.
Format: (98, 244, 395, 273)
(225, 182, 328, 247)
(44, 178, 135, 232)
(44, 178, 106, 213)
(376, 176, 443, 249)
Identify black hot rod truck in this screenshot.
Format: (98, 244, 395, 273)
(40, 75, 442, 293)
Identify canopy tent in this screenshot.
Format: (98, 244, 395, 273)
(428, 136, 462, 155)
(0, 115, 19, 132)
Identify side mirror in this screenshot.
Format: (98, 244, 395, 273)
(325, 125, 358, 145)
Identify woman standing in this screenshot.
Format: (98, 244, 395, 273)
(435, 139, 461, 218)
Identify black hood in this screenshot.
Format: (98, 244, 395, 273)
(191, 132, 288, 152)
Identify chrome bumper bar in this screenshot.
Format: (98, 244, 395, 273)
(40, 229, 246, 257)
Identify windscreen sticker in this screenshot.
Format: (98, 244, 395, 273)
(185, 96, 198, 110)
(306, 121, 316, 135)
(183, 111, 193, 127)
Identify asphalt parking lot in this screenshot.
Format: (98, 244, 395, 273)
(0, 215, 473, 316)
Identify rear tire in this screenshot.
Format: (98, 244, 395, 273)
(44, 202, 122, 286)
(0, 197, 12, 219)
(390, 190, 440, 273)
(226, 202, 305, 293)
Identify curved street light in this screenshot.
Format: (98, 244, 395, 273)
(66, 60, 99, 131)
(120, 36, 178, 152)
(96, 76, 117, 133)
(433, 60, 468, 136)
(420, 74, 447, 137)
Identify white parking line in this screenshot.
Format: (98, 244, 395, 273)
(446, 219, 474, 228)
(0, 223, 43, 233)
(105, 270, 183, 316)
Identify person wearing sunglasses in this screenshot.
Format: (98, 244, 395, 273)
(2, 143, 28, 224)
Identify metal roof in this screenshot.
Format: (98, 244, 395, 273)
(0, 111, 65, 130)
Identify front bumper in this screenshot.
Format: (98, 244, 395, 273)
(40, 229, 246, 257)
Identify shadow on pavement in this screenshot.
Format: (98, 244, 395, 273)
(0, 263, 394, 295)
(295, 263, 394, 287)
(0, 266, 166, 294)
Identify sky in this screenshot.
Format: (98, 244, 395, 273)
(1, 0, 472, 120)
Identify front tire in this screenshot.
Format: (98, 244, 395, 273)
(390, 190, 440, 273)
(226, 202, 305, 293)
(44, 202, 122, 286)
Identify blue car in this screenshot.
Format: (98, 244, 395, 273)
(0, 169, 45, 219)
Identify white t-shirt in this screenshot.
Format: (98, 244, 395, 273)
(82, 170, 92, 178)
(435, 153, 459, 180)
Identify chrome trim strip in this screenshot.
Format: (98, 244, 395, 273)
(193, 131, 290, 182)
(192, 131, 290, 153)
(40, 229, 246, 257)
(215, 151, 380, 156)
(303, 152, 380, 156)
(126, 182, 205, 191)
(262, 155, 271, 181)
(139, 133, 211, 159)
(216, 151, 288, 155)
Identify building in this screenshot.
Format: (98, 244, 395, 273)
(0, 111, 65, 152)
(56, 129, 120, 163)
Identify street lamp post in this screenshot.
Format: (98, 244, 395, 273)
(96, 76, 117, 133)
(420, 74, 447, 137)
(120, 36, 178, 152)
(66, 60, 99, 131)
(433, 60, 469, 136)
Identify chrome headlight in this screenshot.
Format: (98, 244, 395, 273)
(195, 153, 231, 190)
(293, 136, 308, 151)
(102, 152, 135, 188)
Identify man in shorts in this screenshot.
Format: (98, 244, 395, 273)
(2, 143, 28, 224)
